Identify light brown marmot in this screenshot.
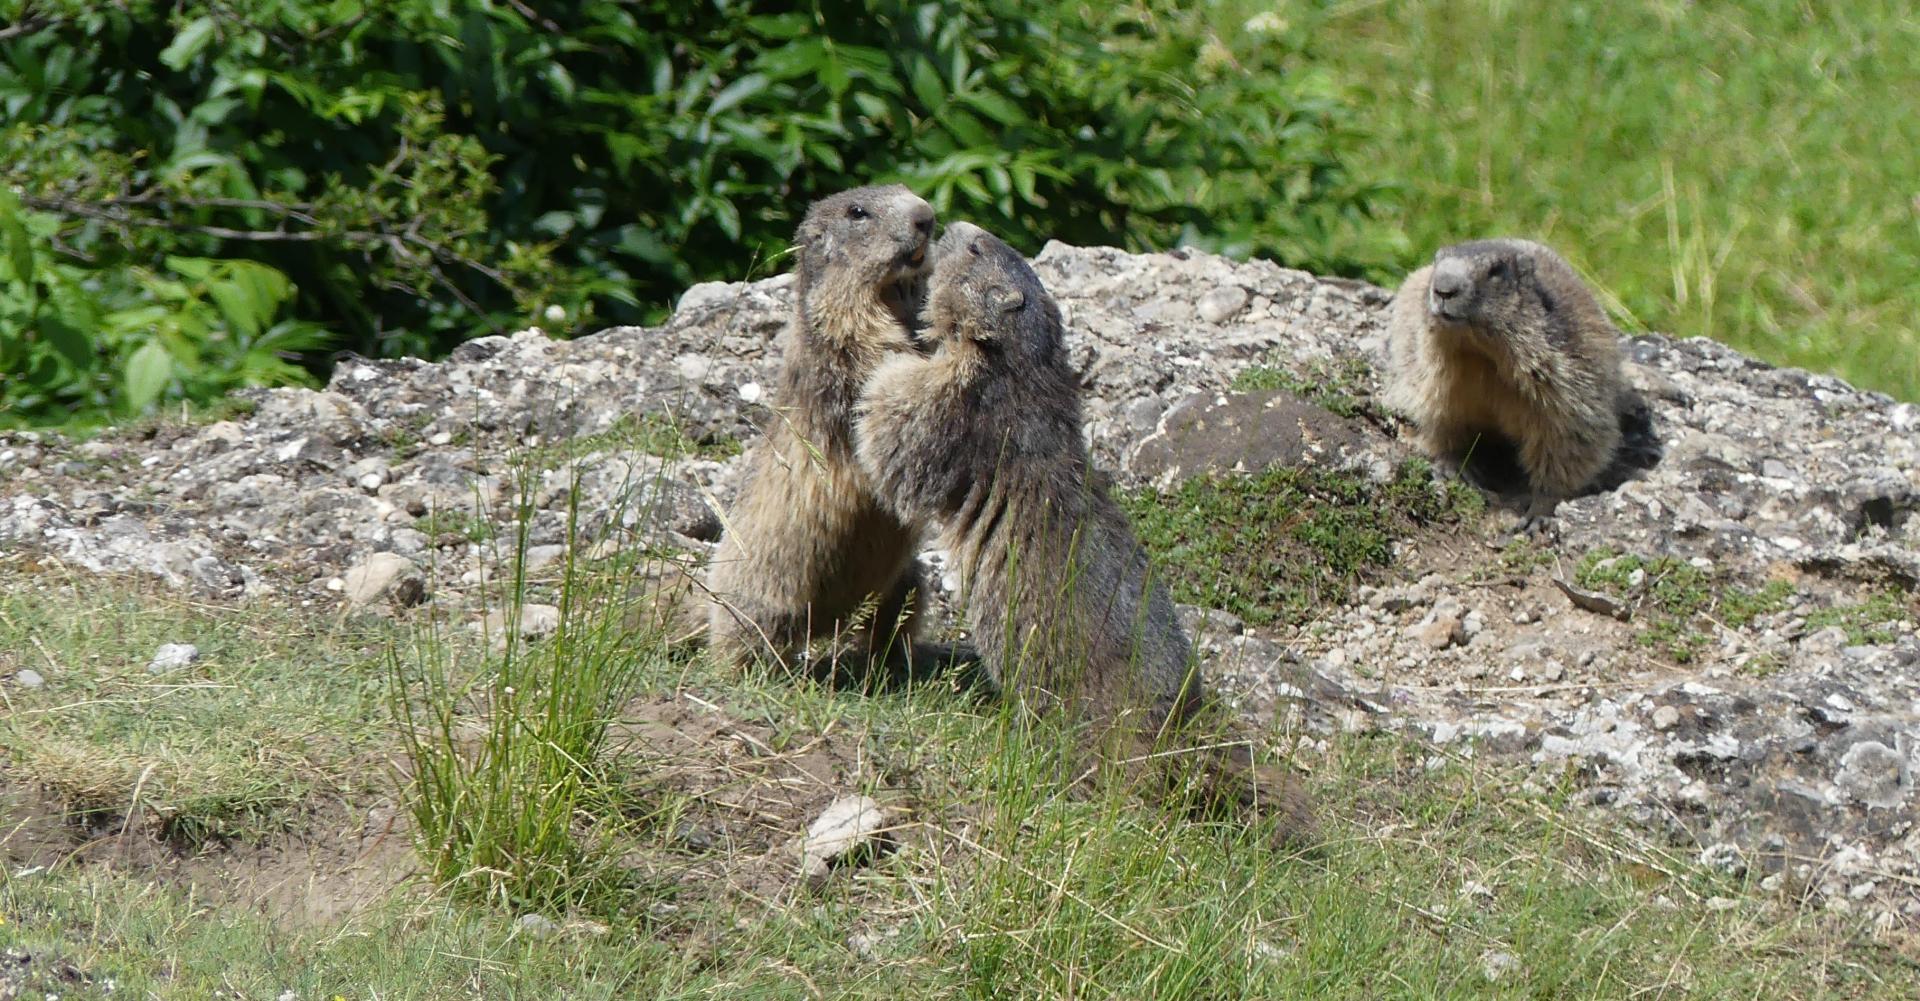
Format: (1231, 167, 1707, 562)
(703, 184, 938, 673)
(1382, 238, 1658, 526)
(855, 222, 1314, 842)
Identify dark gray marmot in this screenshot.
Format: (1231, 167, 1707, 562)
(1382, 238, 1661, 526)
(703, 185, 938, 673)
(855, 222, 1314, 842)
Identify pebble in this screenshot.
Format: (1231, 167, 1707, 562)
(800, 795, 890, 879)
(515, 913, 560, 938)
(147, 643, 201, 674)
(1478, 949, 1520, 982)
(13, 668, 44, 689)
(340, 552, 427, 609)
(477, 603, 563, 646)
(1196, 285, 1249, 324)
(1413, 613, 1464, 650)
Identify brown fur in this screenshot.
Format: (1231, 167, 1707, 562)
(855, 222, 1314, 844)
(703, 185, 938, 672)
(1382, 238, 1638, 526)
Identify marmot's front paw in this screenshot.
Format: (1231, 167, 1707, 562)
(1509, 496, 1562, 539)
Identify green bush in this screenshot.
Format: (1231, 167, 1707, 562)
(0, 0, 1388, 429)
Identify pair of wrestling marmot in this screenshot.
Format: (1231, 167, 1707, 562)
(701, 185, 1312, 841)
(699, 186, 1659, 847)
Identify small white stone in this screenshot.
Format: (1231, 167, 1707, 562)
(800, 795, 890, 878)
(476, 603, 563, 646)
(1196, 285, 1250, 325)
(1651, 706, 1681, 730)
(14, 668, 45, 689)
(544, 304, 566, 323)
(737, 381, 764, 404)
(148, 643, 201, 674)
(341, 553, 426, 608)
(1478, 949, 1519, 982)
(515, 913, 560, 938)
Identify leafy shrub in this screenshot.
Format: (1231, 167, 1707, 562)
(1, 0, 1388, 428)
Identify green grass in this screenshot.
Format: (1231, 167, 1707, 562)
(1228, 356, 1376, 418)
(1573, 550, 1772, 663)
(1123, 459, 1483, 626)
(1302, 0, 1920, 401)
(1569, 550, 1920, 664)
(5, 717, 1913, 998)
(1803, 589, 1920, 646)
(2, 477, 1915, 998)
(0, 570, 392, 844)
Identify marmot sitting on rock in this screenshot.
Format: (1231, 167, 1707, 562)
(703, 185, 940, 674)
(1382, 238, 1661, 527)
(856, 222, 1314, 843)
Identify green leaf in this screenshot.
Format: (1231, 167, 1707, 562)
(159, 16, 217, 71)
(165, 256, 216, 282)
(958, 89, 1026, 127)
(909, 57, 945, 111)
(0, 190, 33, 288)
(746, 13, 812, 40)
(755, 40, 828, 82)
(125, 340, 175, 413)
(708, 73, 768, 117)
(39, 316, 92, 372)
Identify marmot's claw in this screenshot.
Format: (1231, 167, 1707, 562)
(1511, 511, 1559, 540)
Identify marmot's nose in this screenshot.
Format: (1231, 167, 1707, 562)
(1430, 259, 1470, 300)
(910, 202, 935, 241)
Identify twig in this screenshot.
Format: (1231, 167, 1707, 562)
(0, 16, 55, 43)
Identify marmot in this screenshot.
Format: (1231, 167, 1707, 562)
(704, 184, 938, 673)
(1382, 238, 1659, 526)
(855, 222, 1314, 841)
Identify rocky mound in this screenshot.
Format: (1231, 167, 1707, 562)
(2, 241, 1915, 925)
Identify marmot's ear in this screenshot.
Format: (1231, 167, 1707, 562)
(987, 285, 1026, 315)
(795, 218, 835, 259)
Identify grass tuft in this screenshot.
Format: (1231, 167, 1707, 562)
(1123, 458, 1482, 626)
(390, 464, 677, 915)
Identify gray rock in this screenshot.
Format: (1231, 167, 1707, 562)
(1196, 285, 1250, 324)
(1130, 389, 1370, 483)
(340, 553, 426, 609)
(477, 603, 562, 646)
(1835, 740, 1909, 809)
(799, 795, 891, 879)
(147, 643, 201, 674)
(1412, 611, 1465, 650)
(514, 913, 560, 939)
(13, 668, 44, 689)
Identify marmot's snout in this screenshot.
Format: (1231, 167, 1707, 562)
(1428, 256, 1475, 322)
(899, 195, 935, 269)
(906, 200, 934, 266)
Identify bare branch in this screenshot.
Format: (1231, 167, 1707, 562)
(0, 16, 56, 43)
(18, 193, 516, 306)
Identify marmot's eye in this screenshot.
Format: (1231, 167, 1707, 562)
(846, 204, 870, 220)
(1488, 260, 1509, 278)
